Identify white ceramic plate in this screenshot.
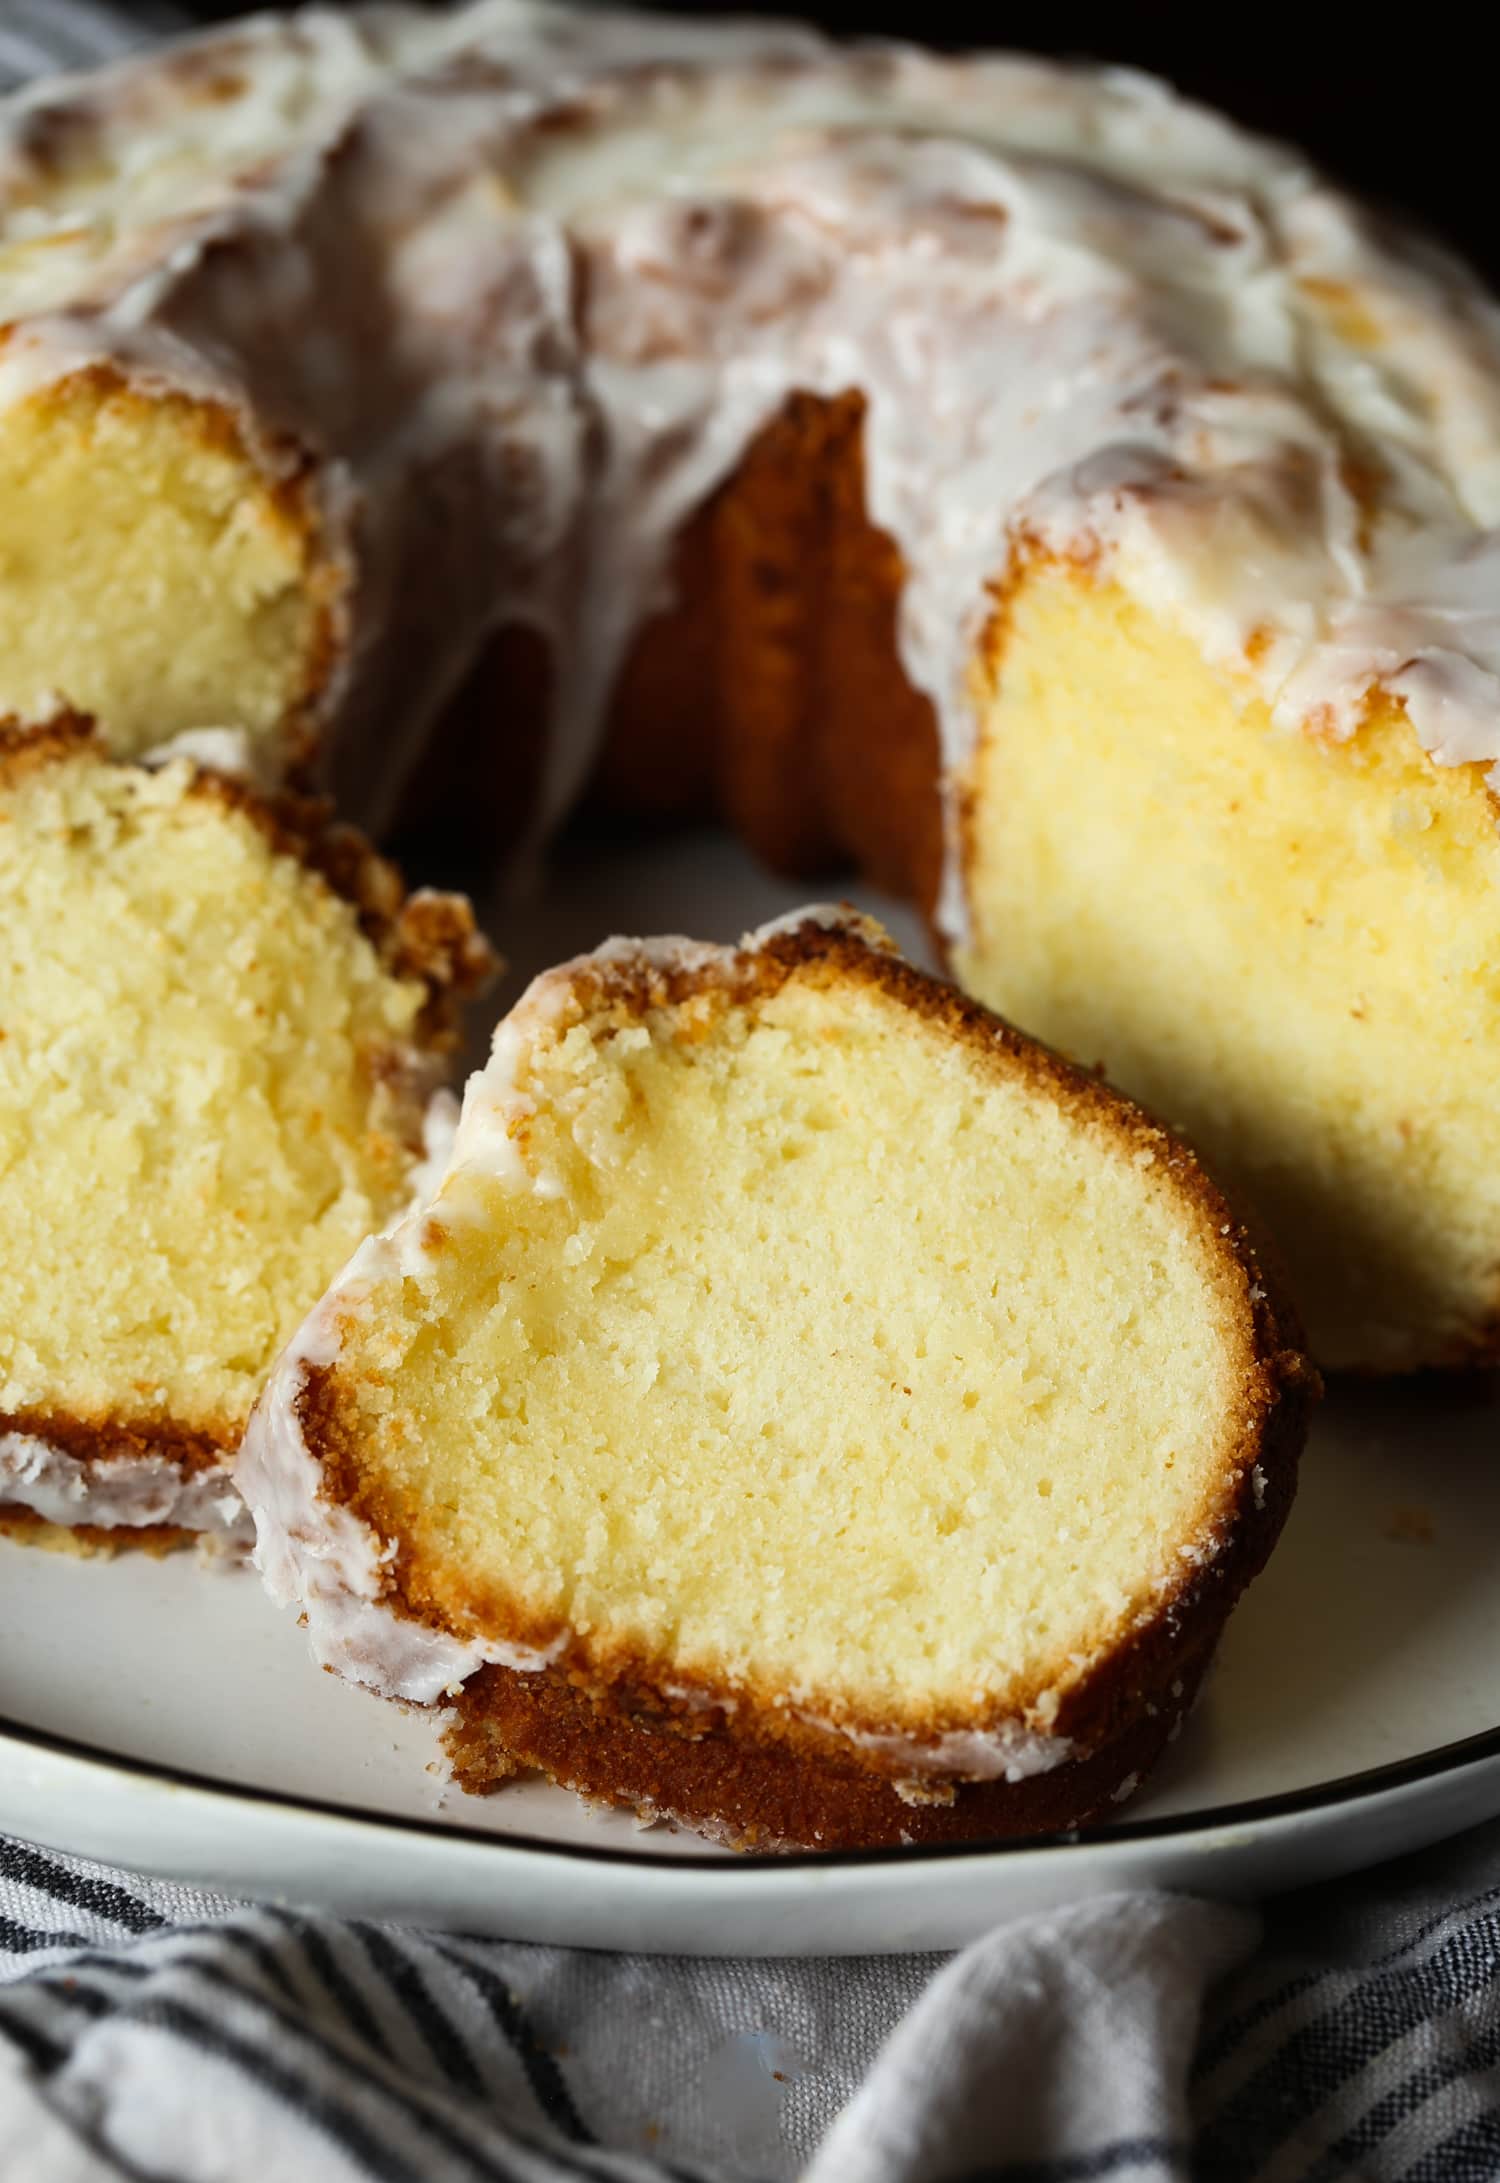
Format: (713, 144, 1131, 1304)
(3, 830, 1499, 1954)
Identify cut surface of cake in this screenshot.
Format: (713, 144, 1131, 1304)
(0, 723, 490, 1550)
(6, 4, 1500, 1366)
(238, 912, 1315, 1850)
(0, 373, 333, 779)
(959, 567, 1500, 1373)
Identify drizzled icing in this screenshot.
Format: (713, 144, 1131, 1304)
(235, 907, 1077, 1783)
(0, 1037, 458, 1539)
(5, 7, 1500, 937)
(812, 1715, 1071, 1788)
(0, 1432, 248, 1537)
(238, 1270, 565, 1703)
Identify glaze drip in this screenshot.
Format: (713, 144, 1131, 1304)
(4, 3, 1500, 938)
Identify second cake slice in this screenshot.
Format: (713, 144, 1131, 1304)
(239, 910, 1315, 1849)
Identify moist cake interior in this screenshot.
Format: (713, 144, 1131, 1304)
(0, 739, 439, 1449)
(309, 963, 1259, 1734)
(960, 564, 1500, 1371)
(0, 378, 324, 765)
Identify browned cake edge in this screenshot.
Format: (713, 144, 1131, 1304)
(0, 1508, 204, 1558)
(13, 363, 349, 775)
(0, 716, 495, 1531)
(451, 390, 1500, 1375)
(287, 915, 1318, 1848)
(446, 1635, 1226, 1852)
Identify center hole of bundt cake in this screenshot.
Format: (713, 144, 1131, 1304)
(328, 971, 1248, 1723)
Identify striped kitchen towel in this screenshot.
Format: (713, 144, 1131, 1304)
(6, 1819, 1500, 2180)
(0, 0, 180, 85)
(5, 1, 1500, 2176)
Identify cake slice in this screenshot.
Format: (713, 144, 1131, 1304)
(0, 721, 491, 1552)
(239, 910, 1315, 1848)
(7, 4, 1500, 1376)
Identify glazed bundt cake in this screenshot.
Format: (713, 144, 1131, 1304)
(4, 2, 1500, 1367)
(238, 912, 1315, 1849)
(0, 723, 489, 1551)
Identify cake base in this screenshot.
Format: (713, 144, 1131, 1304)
(0, 1505, 199, 1558)
(444, 1642, 1218, 1852)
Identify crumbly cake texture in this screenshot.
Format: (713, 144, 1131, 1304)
(238, 912, 1316, 1850)
(0, 723, 491, 1548)
(958, 568, 1500, 1373)
(4, 5, 1500, 1370)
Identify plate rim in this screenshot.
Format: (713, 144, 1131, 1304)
(6, 1703, 1500, 1873)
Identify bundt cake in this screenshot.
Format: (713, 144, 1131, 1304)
(4, 3, 1500, 1367)
(0, 723, 489, 1552)
(237, 911, 1315, 1849)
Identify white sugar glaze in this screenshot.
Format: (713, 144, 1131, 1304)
(0, 1034, 457, 1541)
(4, 5, 1500, 936)
(0, 1433, 247, 1537)
(235, 907, 1205, 1788)
(237, 913, 876, 1711)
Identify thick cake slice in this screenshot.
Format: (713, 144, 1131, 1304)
(952, 562, 1500, 1374)
(7, 4, 1500, 1370)
(0, 722, 490, 1552)
(239, 911, 1315, 1849)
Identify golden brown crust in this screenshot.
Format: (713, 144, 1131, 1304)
(420, 387, 955, 928)
(272, 808, 495, 1046)
(18, 364, 345, 772)
(0, 710, 101, 780)
(296, 915, 1317, 1845)
(966, 552, 1500, 1378)
(0, 1505, 200, 1558)
(0, 1400, 237, 1553)
(817, 400, 945, 909)
(446, 1636, 1222, 1850)
(589, 511, 721, 827)
(182, 772, 496, 1039)
(0, 710, 497, 1047)
(708, 390, 856, 873)
(0, 714, 495, 1502)
(430, 1180, 1310, 1843)
(429, 1349, 1308, 1844)
(0, 1409, 236, 1468)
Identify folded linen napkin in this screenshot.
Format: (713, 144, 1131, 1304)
(5, 1823, 1500, 2181)
(0, 0, 178, 82)
(4, 6, 1500, 2180)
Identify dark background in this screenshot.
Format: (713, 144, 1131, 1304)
(167, 2, 1495, 285)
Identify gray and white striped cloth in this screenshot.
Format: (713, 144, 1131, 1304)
(5, 3, 1500, 2178)
(7, 1821, 1500, 2180)
(0, 0, 179, 84)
